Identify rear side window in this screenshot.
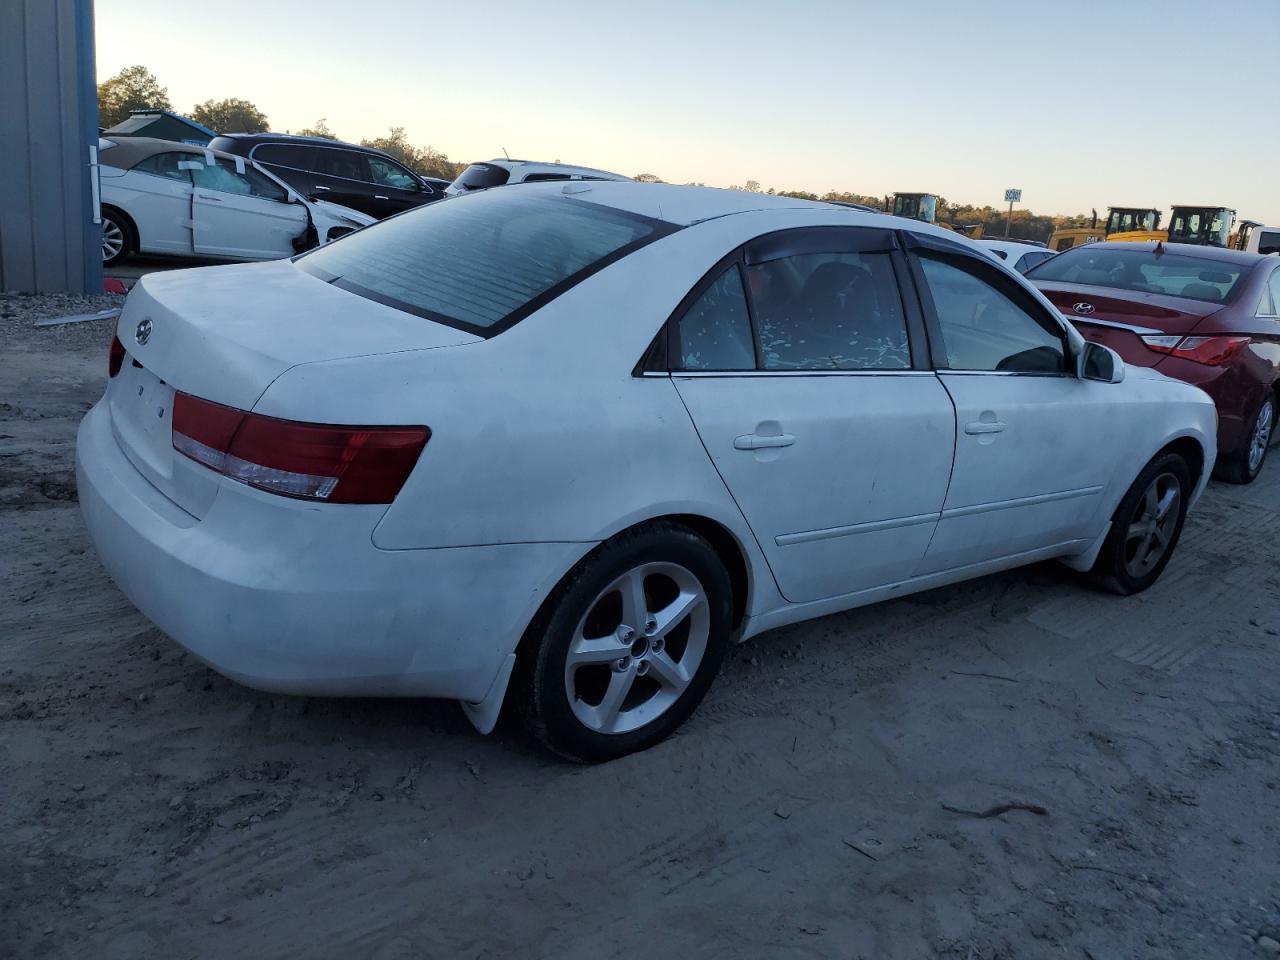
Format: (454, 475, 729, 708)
(1260, 232, 1280, 256)
(297, 189, 674, 334)
(1028, 247, 1246, 302)
(454, 163, 511, 191)
(747, 252, 910, 370)
(132, 152, 193, 182)
(192, 157, 288, 202)
(253, 143, 312, 168)
(674, 265, 755, 371)
(918, 255, 1066, 373)
(312, 148, 369, 181)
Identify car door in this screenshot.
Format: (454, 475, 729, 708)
(904, 233, 1116, 574)
(670, 227, 957, 604)
(118, 152, 195, 255)
(305, 146, 378, 217)
(365, 155, 431, 217)
(191, 157, 308, 259)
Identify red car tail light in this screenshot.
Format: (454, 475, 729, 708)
(108, 336, 126, 378)
(1141, 334, 1250, 367)
(172, 393, 429, 504)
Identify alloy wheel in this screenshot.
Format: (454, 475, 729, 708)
(563, 561, 709, 735)
(1248, 399, 1274, 474)
(1123, 471, 1181, 579)
(101, 218, 124, 262)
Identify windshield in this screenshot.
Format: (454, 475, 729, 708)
(892, 195, 936, 223)
(1106, 209, 1158, 235)
(1026, 247, 1246, 303)
(1169, 208, 1234, 247)
(452, 162, 511, 192)
(297, 189, 674, 335)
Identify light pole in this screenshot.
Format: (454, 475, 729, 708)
(1003, 188, 1022, 238)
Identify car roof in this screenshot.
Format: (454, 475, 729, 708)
(1090, 241, 1267, 266)
(503, 180, 882, 227)
(98, 136, 246, 169)
(479, 159, 630, 180)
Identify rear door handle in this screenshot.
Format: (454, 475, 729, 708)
(196, 194, 222, 202)
(734, 433, 796, 450)
(374, 195, 389, 200)
(313, 185, 330, 192)
(964, 420, 1006, 435)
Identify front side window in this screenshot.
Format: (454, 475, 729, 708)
(746, 252, 910, 371)
(522, 173, 572, 183)
(132, 152, 193, 182)
(918, 255, 1065, 373)
(297, 189, 673, 334)
(253, 143, 312, 169)
(1266, 269, 1280, 316)
(1259, 231, 1280, 256)
(673, 265, 755, 371)
(367, 156, 419, 190)
(192, 158, 287, 202)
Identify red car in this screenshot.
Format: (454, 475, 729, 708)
(1027, 242, 1280, 483)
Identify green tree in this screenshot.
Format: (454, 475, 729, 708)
(97, 65, 171, 128)
(633, 173, 664, 183)
(294, 118, 338, 140)
(360, 127, 465, 181)
(190, 97, 270, 134)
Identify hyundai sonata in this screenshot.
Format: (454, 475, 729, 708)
(77, 182, 1216, 761)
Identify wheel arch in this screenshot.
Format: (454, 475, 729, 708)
(100, 203, 138, 250)
(1155, 434, 1206, 491)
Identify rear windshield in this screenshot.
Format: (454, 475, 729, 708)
(297, 189, 674, 334)
(1026, 247, 1246, 303)
(453, 163, 511, 191)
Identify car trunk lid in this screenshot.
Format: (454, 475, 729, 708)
(106, 260, 480, 518)
(1036, 282, 1223, 367)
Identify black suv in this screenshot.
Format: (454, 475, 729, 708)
(208, 134, 443, 220)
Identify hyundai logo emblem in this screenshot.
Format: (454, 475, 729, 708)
(1072, 302, 1095, 315)
(135, 317, 153, 345)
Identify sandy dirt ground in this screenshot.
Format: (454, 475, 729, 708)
(2, 293, 1279, 960)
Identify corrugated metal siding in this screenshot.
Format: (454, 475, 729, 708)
(0, 0, 101, 294)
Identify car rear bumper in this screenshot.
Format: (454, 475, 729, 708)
(76, 400, 586, 701)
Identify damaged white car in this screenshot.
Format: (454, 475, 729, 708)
(97, 137, 374, 266)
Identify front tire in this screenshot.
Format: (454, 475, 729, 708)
(514, 522, 732, 763)
(1090, 453, 1191, 595)
(101, 209, 133, 266)
(1216, 393, 1274, 485)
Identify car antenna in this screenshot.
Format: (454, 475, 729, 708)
(502, 147, 510, 160)
(1154, 240, 1165, 255)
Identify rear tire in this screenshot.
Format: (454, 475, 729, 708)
(1215, 393, 1274, 485)
(513, 522, 732, 763)
(1090, 453, 1191, 595)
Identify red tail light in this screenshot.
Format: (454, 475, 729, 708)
(1141, 334, 1250, 366)
(108, 336, 126, 378)
(172, 393, 429, 504)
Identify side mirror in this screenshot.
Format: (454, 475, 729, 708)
(1079, 341, 1125, 383)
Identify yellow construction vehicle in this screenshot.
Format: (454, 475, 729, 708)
(1104, 205, 1237, 247)
(886, 192, 983, 239)
(1047, 206, 1161, 251)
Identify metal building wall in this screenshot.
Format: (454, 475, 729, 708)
(0, 0, 101, 294)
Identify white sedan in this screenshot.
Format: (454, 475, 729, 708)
(97, 137, 374, 265)
(975, 238, 1058, 274)
(77, 182, 1216, 761)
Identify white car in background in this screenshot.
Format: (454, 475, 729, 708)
(443, 158, 629, 197)
(975, 238, 1058, 274)
(77, 182, 1216, 762)
(97, 137, 374, 265)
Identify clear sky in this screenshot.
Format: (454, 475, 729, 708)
(96, 0, 1280, 222)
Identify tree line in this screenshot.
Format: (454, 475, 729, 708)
(98, 65, 1091, 240)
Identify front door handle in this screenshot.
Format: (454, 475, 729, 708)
(313, 185, 331, 192)
(196, 194, 222, 202)
(734, 433, 796, 450)
(374, 195, 389, 200)
(964, 420, 1006, 435)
